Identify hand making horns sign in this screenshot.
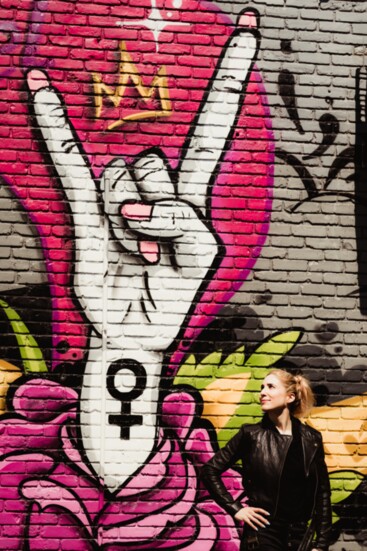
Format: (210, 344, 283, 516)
(26, 9, 260, 491)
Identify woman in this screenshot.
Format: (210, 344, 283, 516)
(201, 369, 332, 551)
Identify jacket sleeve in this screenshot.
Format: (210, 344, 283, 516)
(200, 427, 246, 517)
(313, 437, 332, 551)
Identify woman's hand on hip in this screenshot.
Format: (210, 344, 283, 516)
(234, 506, 270, 530)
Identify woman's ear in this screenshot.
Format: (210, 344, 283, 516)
(287, 393, 296, 405)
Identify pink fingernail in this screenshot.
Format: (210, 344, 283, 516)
(27, 69, 50, 94)
(121, 203, 153, 221)
(238, 10, 258, 29)
(139, 241, 159, 263)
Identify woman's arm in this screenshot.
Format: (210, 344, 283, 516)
(313, 439, 332, 551)
(201, 428, 270, 529)
(201, 428, 246, 516)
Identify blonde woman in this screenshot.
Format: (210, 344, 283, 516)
(201, 369, 332, 551)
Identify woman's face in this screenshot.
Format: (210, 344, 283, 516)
(259, 374, 295, 414)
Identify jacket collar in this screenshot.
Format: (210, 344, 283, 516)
(261, 413, 301, 433)
(261, 414, 318, 475)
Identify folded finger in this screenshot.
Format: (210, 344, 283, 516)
(100, 158, 140, 254)
(177, 10, 260, 214)
(122, 200, 203, 239)
(121, 200, 219, 270)
(133, 151, 175, 201)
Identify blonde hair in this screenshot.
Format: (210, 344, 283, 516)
(268, 369, 315, 417)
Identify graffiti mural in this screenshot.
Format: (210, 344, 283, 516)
(0, 0, 273, 548)
(0, 0, 366, 548)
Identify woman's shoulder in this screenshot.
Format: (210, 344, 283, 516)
(239, 421, 263, 435)
(298, 418, 323, 442)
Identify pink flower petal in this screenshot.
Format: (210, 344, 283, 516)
(27, 503, 95, 551)
(13, 379, 78, 421)
(99, 435, 195, 528)
(161, 391, 196, 441)
(116, 435, 171, 498)
(0, 410, 75, 456)
(60, 424, 95, 478)
(197, 501, 241, 550)
(0, 453, 55, 551)
(21, 479, 93, 537)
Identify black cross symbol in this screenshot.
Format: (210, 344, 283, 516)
(106, 359, 147, 440)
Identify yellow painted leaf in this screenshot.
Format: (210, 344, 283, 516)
(306, 393, 367, 476)
(0, 359, 22, 415)
(201, 372, 252, 432)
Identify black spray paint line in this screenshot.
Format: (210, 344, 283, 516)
(324, 146, 354, 189)
(278, 69, 305, 135)
(275, 148, 318, 209)
(303, 113, 339, 160)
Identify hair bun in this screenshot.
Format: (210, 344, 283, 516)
(268, 369, 315, 417)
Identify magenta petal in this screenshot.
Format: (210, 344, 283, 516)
(49, 460, 102, 523)
(13, 379, 78, 421)
(102, 461, 197, 543)
(0, 453, 55, 551)
(185, 427, 245, 502)
(101, 510, 215, 551)
(21, 478, 93, 537)
(185, 426, 218, 466)
(161, 392, 196, 440)
(60, 424, 95, 478)
(100, 435, 196, 533)
(27, 504, 95, 551)
(197, 501, 241, 551)
(117, 435, 171, 498)
(0, 410, 75, 456)
(101, 515, 180, 545)
(180, 509, 218, 551)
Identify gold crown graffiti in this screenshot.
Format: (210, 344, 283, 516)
(92, 41, 172, 130)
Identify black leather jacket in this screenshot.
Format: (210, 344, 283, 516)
(201, 415, 332, 551)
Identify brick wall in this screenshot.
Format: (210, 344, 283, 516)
(0, 0, 366, 548)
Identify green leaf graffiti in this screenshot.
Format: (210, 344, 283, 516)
(0, 299, 48, 373)
(329, 471, 364, 522)
(174, 330, 302, 445)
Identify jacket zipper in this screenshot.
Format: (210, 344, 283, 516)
(298, 439, 320, 551)
(273, 435, 293, 519)
(299, 462, 319, 551)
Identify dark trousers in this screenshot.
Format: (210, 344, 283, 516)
(241, 520, 308, 551)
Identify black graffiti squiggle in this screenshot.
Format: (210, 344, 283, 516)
(278, 69, 305, 135)
(276, 148, 355, 213)
(324, 146, 354, 188)
(275, 148, 318, 203)
(303, 113, 339, 160)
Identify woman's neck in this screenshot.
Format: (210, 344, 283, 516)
(268, 409, 292, 434)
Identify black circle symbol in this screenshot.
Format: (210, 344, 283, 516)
(107, 359, 147, 402)
(106, 359, 147, 440)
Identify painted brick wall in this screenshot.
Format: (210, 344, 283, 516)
(0, 0, 366, 549)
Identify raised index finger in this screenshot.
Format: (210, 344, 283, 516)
(177, 10, 260, 215)
(27, 70, 100, 226)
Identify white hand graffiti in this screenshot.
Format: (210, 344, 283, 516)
(27, 10, 260, 491)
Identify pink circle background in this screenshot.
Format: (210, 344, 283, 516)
(3, 0, 274, 371)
